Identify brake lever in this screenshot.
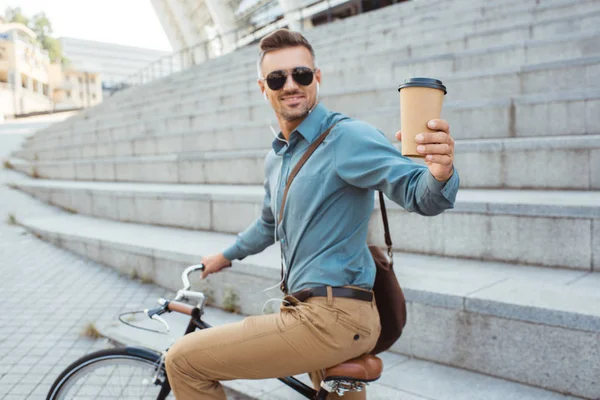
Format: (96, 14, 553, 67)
(151, 314, 170, 332)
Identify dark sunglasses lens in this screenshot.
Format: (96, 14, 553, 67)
(266, 71, 286, 90)
(293, 68, 314, 86)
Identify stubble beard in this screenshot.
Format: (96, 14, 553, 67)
(276, 91, 314, 122)
(279, 104, 311, 122)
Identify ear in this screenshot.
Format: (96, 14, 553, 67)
(257, 78, 265, 92)
(315, 69, 322, 85)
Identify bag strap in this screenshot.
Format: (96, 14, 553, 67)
(278, 122, 339, 223)
(379, 191, 394, 266)
(277, 120, 394, 291)
(278, 122, 339, 292)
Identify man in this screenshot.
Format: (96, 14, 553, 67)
(166, 29, 459, 399)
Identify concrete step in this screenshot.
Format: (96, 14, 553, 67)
(31, 0, 600, 138)
(19, 82, 600, 156)
(11, 179, 600, 271)
(11, 131, 600, 190)
(137, 0, 600, 98)
(127, 0, 598, 102)
(98, 301, 585, 400)
(47, 38, 600, 135)
(73, 28, 600, 126)
(12, 196, 599, 398)
(314, 0, 600, 58)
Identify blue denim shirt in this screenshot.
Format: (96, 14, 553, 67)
(223, 103, 459, 293)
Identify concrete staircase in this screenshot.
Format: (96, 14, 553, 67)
(5, 0, 600, 398)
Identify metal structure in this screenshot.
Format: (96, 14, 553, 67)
(114, 0, 397, 92)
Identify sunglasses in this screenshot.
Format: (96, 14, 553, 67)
(262, 67, 316, 91)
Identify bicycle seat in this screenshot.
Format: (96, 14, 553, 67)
(324, 354, 383, 382)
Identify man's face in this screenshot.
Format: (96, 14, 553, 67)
(259, 46, 321, 122)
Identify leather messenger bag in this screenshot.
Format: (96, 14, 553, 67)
(277, 121, 407, 355)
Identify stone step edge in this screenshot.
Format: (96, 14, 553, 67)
(115, 1, 600, 102)
(169, 28, 600, 101)
(67, 53, 600, 132)
(11, 180, 600, 219)
(11, 134, 600, 169)
(21, 85, 600, 150)
(261, 0, 600, 61)
(15, 209, 600, 335)
(36, 2, 600, 134)
(134, 78, 600, 121)
(110, 26, 600, 112)
(52, 51, 600, 130)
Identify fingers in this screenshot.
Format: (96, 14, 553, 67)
(397, 119, 450, 142)
(423, 154, 453, 165)
(200, 263, 231, 279)
(416, 130, 451, 145)
(428, 119, 450, 134)
(416, 143, 452, 156)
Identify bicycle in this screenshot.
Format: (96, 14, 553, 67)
(46, 264, 383, 399)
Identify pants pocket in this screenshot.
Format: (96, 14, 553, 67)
(334, 310, 375, 349)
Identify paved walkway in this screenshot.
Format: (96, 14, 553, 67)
(0, 182, 172, 399)
(0, 123, 252, 399)
(0, 124, 160, 398)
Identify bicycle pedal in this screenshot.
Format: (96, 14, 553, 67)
(321, 379, 366, 395)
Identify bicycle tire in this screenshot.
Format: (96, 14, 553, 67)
(46, 346, 172, 400)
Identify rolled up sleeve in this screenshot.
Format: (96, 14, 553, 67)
(333, 120, 459, 216)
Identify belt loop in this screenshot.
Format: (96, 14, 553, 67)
(326, 286, 333, 306)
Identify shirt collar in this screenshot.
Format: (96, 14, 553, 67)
(295, 102, 328, 144)
(271, 102, 329, 154)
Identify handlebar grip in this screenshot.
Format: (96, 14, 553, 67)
(168, 300, 194, 316)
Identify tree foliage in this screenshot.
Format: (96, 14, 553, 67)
(4, 7, 28, 26)
(3, 7, 67, 64)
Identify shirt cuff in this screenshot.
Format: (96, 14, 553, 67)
(426, 168, 460, 204)
(223, 243, 246, 262)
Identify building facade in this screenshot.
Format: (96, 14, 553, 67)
(49, 64, 103, 111)
(0, 22, 53, 116)
(58, 37, 172, 94)
(0, 21, 105, 117)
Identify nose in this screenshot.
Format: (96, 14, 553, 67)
(282, 72, 298, 91)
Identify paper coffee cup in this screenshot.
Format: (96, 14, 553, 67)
(398, 77, 447, 158)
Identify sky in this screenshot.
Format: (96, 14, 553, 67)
(0, 0, 173, 52)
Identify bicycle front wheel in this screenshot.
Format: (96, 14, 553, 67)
(46, 346, 174, 400)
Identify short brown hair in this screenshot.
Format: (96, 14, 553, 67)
(257, 29, 317, 77)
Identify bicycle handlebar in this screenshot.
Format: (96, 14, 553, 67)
(181, 264, 205, 290)
(124, 263, 208, 333)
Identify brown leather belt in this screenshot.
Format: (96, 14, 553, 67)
(291, 286, 373, 303)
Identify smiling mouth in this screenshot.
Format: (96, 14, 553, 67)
(281, 95, 305, 102)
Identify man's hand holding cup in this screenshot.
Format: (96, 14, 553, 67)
(395, 119, 455, 182)
(397, 77, 454, 183)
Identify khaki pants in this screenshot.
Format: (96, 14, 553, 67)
(165, 286, 381, 399)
